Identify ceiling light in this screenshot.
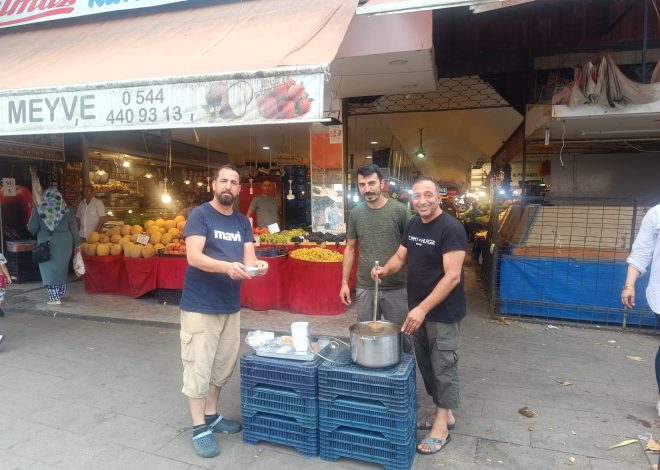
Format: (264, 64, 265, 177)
(416, 128, 425, 159)
(262, 146, 270, 150)
(196, 181, 204, 187)
(370, 141, 378, 145)
(184, 179, 191, 185)
(544, 128, 550, 146)
(122, 160, 130, 168)
(388, 59, 408, 66)
(366, 155, 373, 159)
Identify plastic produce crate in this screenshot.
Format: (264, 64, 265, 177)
(156, 288, 182, 305)
(318, 395, 415, 444)
(243, 411, 319, 457)
(241, 383, 318, 428)
(320, 425, 416, 470)
(240, 349, 320, 398)
(318, 352, 416, 413)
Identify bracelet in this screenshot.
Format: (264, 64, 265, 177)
(623, 284, 634, 289)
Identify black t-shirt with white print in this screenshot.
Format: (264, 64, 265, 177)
(402, 212, 467, 323)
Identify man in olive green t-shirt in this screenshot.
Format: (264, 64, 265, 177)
(340, 164, 411, 324)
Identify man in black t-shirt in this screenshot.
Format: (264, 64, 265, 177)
(373, 176, 467, 456)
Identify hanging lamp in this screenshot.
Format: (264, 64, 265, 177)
(416, 128, 425, 159)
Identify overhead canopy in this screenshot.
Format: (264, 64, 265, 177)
(356, 0, 534, 15)
(0, 0, 357, 135)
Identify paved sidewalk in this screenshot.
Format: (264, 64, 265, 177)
(0, 266, 658, 469)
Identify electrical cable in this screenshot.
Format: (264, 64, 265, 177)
(559, 120, 566, 168)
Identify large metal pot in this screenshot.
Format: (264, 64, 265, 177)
(349, 320, 401, 368)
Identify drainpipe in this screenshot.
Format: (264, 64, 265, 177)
(643, 0, 649, 83)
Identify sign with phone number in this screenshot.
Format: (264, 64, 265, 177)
(0, 72, 324, 135)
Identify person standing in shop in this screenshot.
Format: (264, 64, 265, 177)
(76, 184, 105, 240)
(246, 180, 278, 228)
(373, 176, 467, 456)
(0, 252, 11, 346)
(340, 164, 410, 325)
(179, 164, 268, 459)
(621, 203, 660, 418)
(28, 187, 81, 305)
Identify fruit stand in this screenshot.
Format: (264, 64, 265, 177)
(81, 221, 354, 314)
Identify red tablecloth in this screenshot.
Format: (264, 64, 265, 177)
(123, 257, 158, 298)
(82, 254, 131, 296)
(157, 256, 188, 289)
(240, 256, 288, 311)
(287, 258, 345, 315)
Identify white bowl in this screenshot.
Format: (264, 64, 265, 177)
(244, 266, 261, 276)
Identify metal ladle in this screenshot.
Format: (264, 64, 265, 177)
(367, 260, 385, 333)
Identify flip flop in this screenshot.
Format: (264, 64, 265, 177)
(417, 415, 456, 430)
(416, 434, 451, 455)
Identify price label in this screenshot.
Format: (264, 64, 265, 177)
(267, 223, 280, 234)
(136, 234, 150, 246)
(2, 178, 16, 196)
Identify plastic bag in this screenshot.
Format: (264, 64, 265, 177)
(245, 330, 274, 349)
(73, 251, 85, 277)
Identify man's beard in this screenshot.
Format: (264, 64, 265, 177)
(215, 191, 237, 207)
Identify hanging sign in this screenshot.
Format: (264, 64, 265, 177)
(0, 72, 325, 135)
(328, 125, 343, 144)
(0, 0, 194, 30)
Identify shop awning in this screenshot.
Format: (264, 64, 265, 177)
(0, 0, 357, 135)
(356, 0, 534, 15)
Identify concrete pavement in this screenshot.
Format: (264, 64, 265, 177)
(0, 265, 658, 469)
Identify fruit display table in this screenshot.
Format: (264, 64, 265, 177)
(123, 257, 158, 298)
(82, 254, 130, 296)
(287, 258, 345, 315)
(157, 256, 188, 290)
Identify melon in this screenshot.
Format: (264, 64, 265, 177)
(118, 236, 131, 245)
(144, 220, 156, 229)
(141, 246, 156, 259)
(96, 244, 110, 256)
(131, 225, 143, 235)
(174, 215, 185, 223)
(130, 234, 139, 243)
(155, 218, 165, 227)
(109, 226, 122, 237)
(86, 243, 98, 256)
(161, 233, 173, 245)
(121, 224, 132, 236)
(163, 220, 176, 231)
(99, 234, 110, 244)
(87, 231, 100, 243)
(79, 242, 88, 254)
(110, 244, 123, 255)
(154, 243, 165, 251)
(110, 234, 122, 244)
(176, 221, 186, 231)
(167, 228, 179, 237)
(128, 245, 143, 258)
(150, 231, 162, 244)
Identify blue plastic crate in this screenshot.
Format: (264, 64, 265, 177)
(240, 350, 320, 398)
(318, 395, 415, 444)
(320, 425, 416, 470)
(318, 353, 416, 413)
(243, 412, 319, 457)
(241, 384, 318, 428)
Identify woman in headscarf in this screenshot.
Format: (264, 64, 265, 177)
(28, 187, 81, 305)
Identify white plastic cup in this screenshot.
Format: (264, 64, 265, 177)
(291, 321, 309, 352)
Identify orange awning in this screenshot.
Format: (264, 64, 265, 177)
(0, 0, 357, 134)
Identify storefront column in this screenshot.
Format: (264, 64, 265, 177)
(81, 134, 90, 185)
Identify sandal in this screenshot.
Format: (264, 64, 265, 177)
(416, 434, 451, 455)
(417, 415, 456, 430)
(192, 429, 220, 458)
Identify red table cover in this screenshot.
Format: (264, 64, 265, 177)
(240, 256, 288, 311)
(287, 257, 345, 315)
(123, 257, 158, 298)
(82, 254, 131, 296)
(157, 256, 187, 289)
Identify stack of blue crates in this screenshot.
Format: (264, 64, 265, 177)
(318, 350, 417, 470)
(240, 350, 321, 457)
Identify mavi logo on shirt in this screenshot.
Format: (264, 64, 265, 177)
(214, 230, 242, 242)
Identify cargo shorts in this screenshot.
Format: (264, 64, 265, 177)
(412, 320, 461, 410)
(180, 310, 241, 399)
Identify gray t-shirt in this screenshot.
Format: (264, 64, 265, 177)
(248, 196, 278, 227)
(347, 199, 410, 290)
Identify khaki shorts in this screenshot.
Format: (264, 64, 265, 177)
(180, 310, 241, 399)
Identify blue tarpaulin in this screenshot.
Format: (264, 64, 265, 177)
(499, 255, 655, 326)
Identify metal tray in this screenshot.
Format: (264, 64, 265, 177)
(254, 336, 329, 361)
